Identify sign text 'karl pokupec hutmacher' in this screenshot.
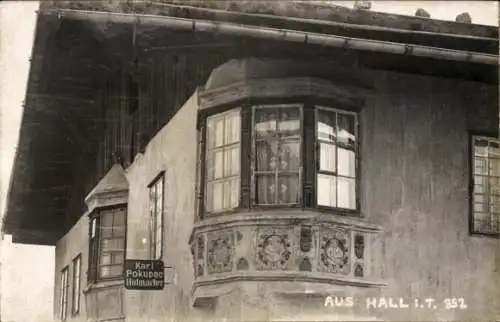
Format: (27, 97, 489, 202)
(2, 1, 499, 321)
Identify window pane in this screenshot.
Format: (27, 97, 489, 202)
(224, 147, 240, 176)
(230, 178, 239, 208)
(317, 174, 336, 207)
(101, 238, 124, 251)
(337, 177, 356, 209)
(256, 140, 278, 171)
(157, 181, 163, 203)
(473, 212, 489, 231)
(489, 158, 500, 177)
(490, 177, 500, 195)
(255, 108, 278, 138)
(156, 214, 162, 232)
(112, 252, 124, 264)
(222, 181, 231, 209)
(474, 194, 485, 204)
(90, 218, 96, 239)
(108, 265, 123, 277)
(213, 150, 224, 179)
(337, 147, 355, 177)
(205, 109, 241, 214)
(278, 108, 300, 136)
(317, 111, 336, 142)
(101, 226, 113, 238)
(155, 242, 162, 259)
(280, 140, 300, 172)
(214, 119, 224, 147)
(100, 253, 111, 265)
(489, 140, 500, 158)
(205, 182, 213, 211)
(206, 152, 214, 181)
(211, 182, 223, 211)
(474, 176, 486, 193)
(225, 113, 240, 144)
(319, 142, 336, 172)
(256, 174, 275, 204)
(337, 113, 355, 148)
(474, 139, 488, 156)
(99, 266, 110, 278)
(490, 196, 500, 214)
(278, 174, 299, 204)
(114, 210, 126, 227)
(474, 202, 486, 213)
(101, 213, 113, 228)
(474, 157, 487, 175)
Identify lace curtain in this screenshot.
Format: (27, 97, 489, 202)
(317, 109, 356, 210)
(254, 106, 301, 205)
(205, 109, 241, 212)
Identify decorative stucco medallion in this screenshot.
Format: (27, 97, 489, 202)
(207, 230, 234, 274)
(256, 228, 291, 270)
(319, 229, 350, 274)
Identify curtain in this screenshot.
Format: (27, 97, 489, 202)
(255, 107, 301, 205)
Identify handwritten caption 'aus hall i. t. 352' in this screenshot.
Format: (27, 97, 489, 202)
(324, 296, 468, 310)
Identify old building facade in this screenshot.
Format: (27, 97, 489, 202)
(2, 1, 499, 321)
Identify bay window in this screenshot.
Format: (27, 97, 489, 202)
(201, 104, 359, 217)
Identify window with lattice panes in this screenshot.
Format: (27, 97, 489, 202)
(149, 173, 164, 259)
(60, 266, 69, 321)
(71, 254, 81, 315)
(205, 109, 241, 213)
(471, 136, 500, 235)
(253, 105, 302, 205)
(316, 107, 358, 210)
(88, 206, 127, 282)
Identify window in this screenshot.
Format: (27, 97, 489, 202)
(60, 266, 69, 321)
(71, 255, 81, 315)
(316, 107, 358, 210)
(199, 104, 359, 219)
(205, 109, 241, 213)
(88, 206, 127, 283)
(149, 173, 164, 259)
(471, 136, 500, 235)
(253, 105, 302, 205)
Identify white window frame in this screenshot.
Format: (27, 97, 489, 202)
(315, 106, 359, 211)
(60, 266, 69, 321)
(205, 108, 241, 213)
(471, 135, 500, 235)
(149, 172, 165, 260)
(71, 254, 81, 315)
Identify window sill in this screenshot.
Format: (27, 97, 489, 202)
(190, 208, 381, 243)
(469, 231, 500, 239)
(84, 279, 124, 294)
